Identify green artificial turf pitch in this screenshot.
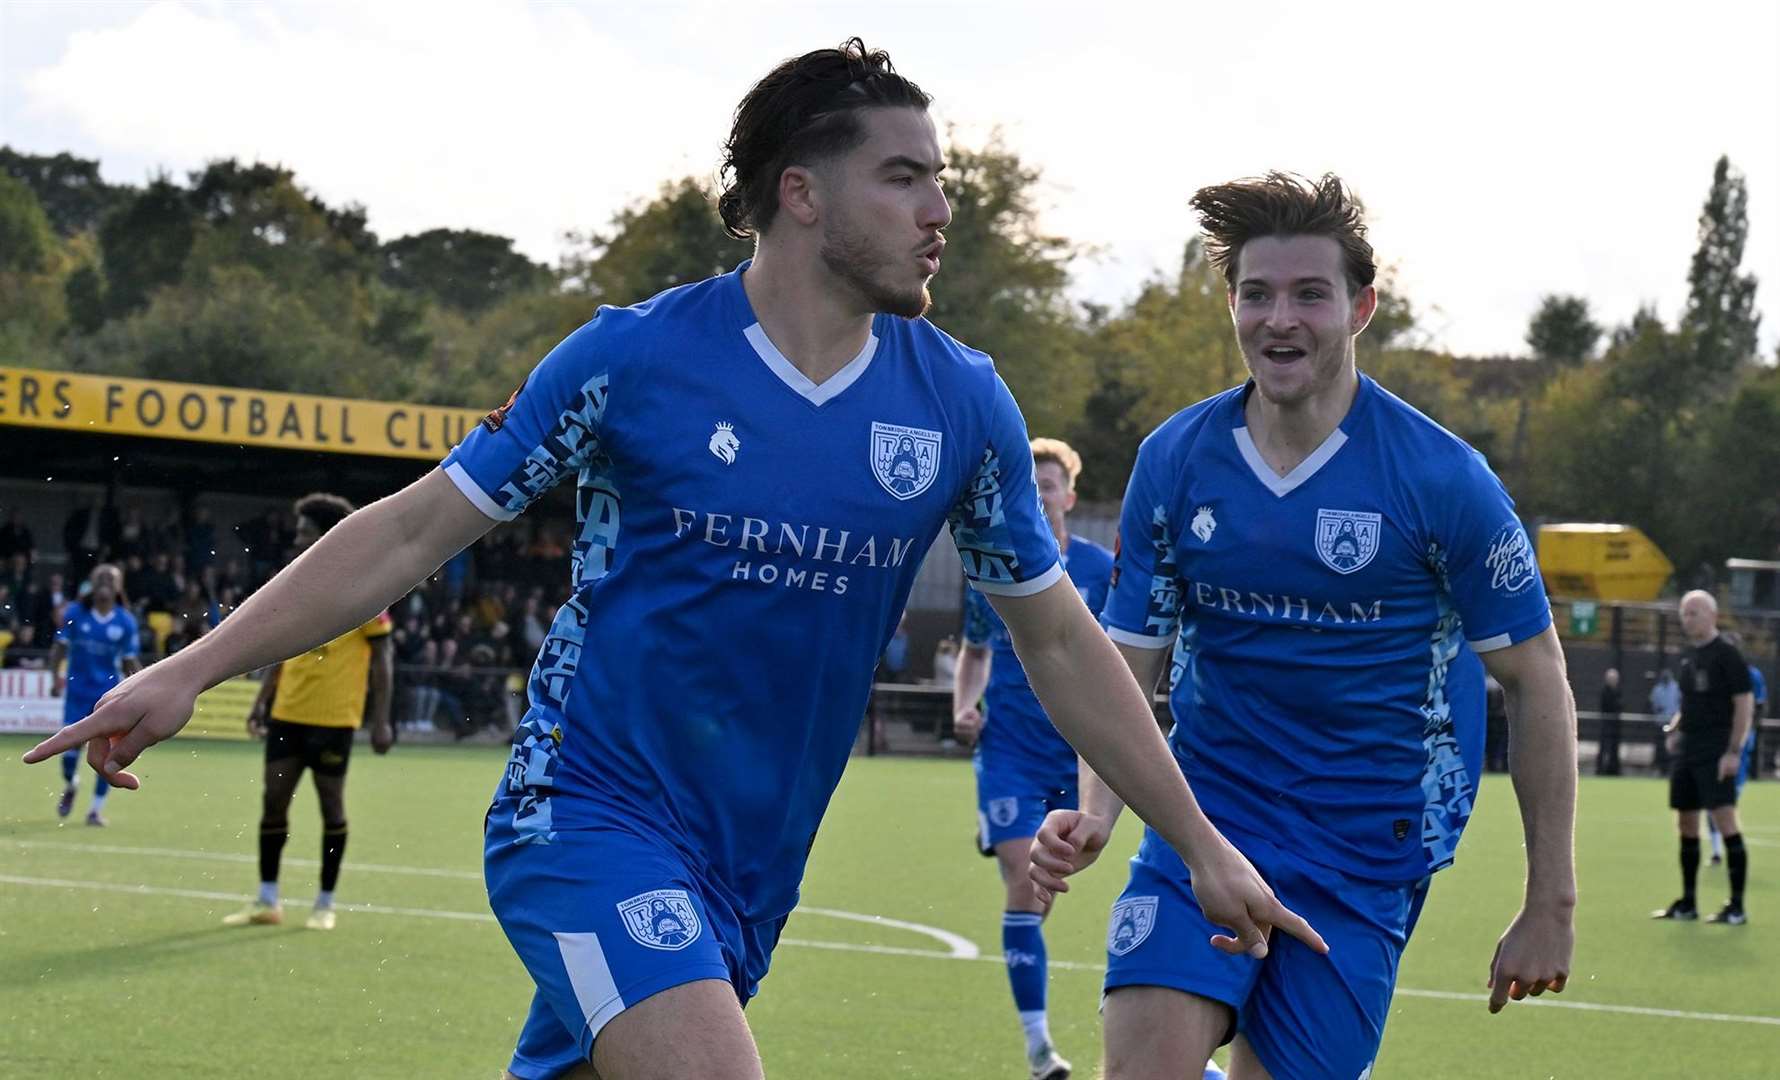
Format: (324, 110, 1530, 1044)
(3, 736, 1776, 1077)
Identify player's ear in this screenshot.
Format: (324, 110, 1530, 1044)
(778, 165, 821, 228)
(1063, 489, 1077, 514)
(1349, 283, 1378, 337)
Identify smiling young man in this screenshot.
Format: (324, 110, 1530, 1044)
(1031, 173, 1578, 1080)
(29, 42, 1320, 1080)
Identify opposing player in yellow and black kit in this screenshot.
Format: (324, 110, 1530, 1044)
(223, 493, 394, 931)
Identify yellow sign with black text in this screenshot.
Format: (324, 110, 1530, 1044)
(0, 365, 487, 461)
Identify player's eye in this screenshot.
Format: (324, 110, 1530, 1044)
(890, 175, 913, 187)
(1300, 290, 1324, 301)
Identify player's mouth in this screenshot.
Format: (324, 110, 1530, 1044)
(1261, 344, 1308, 364)
(917, 239, 944, 276)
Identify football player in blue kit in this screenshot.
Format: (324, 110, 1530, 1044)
(1031, 173, 1579, 1080)
(29, 41, 1323, 1080)
(952, 437, 1114, 1080)
(49, 563, 141, 826)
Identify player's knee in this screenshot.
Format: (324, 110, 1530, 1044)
(323, 817, 348, 835)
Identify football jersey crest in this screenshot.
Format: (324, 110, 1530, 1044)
(1315, 509, 1381, 575)
(870, 422, 942, 500)
(617, 888, 702, 951)
(1107, 895, 1158, 956)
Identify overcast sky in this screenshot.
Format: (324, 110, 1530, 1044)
(4, 0, 1777, 359)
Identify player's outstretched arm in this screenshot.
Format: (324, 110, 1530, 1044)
(1480, 625, 1577, 1013)
(1029, 641, 1165, 898)
(992, 580, 1326, 959)
(22, 469, 495, 786)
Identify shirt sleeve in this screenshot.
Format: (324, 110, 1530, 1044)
(440, 316, 611, 522)
(1099, 435, 1182, 651)
(54, 610, 73, 644)
(961, 587, 995, 646)
(1429, 451, 1553, 653)
(360, 610, 394, 640)
(946, 374, 1062, 598)
(1723, 649, 1753, 696)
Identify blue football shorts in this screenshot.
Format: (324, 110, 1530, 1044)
(974, 749, 1077, 855)
(484, 800, 786, 1080)
(1103, 824, 1430, 1080)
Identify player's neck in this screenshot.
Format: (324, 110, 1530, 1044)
(1243, 367, 1358, 475)
(741, 250, 876, 386)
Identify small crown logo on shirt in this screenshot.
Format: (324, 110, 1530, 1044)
(1191, 506, 1216, 543)
(708, 421, 740, 465)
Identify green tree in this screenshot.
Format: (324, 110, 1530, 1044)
(0, 147, 129, 236)
(1681, 155, 1761, 384)
(1526, 294, 1601, 369)
(97, 177, 196, 317)
(924, 136, 1088, 440)
(564, 177, 749, 307)
(381, 228, 551, 314)
(0, 171, 54, 275)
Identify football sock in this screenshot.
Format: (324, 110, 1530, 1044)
(1004, 911, 1049, 1055)
(314, 889, 335, 911)
(1680, 836, 1701, 906)
(61, 750, 78, 784)
(320, 823, 348, 893)
(89, 789, 108, 813)
(257, 881, 279, 906)
(1725, 833, 1747, 907)
(259, 824, 288, 888)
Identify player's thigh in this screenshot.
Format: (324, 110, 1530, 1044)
(486, 826, 745, 1077)
(1709, 803, 1741, 835)
(590, 978, 760, 1080)
(1102, 985, 1231, 1078)
(1235, 863, 1419, 1080)
(1226, 1034, 1276, 1080)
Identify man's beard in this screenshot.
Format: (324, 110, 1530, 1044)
(819, 216, 931, 320)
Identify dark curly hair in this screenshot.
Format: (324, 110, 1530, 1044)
(1189, 172, 1376, 295)
(293, 492, 355, 537)
(718, 37, 932, 240)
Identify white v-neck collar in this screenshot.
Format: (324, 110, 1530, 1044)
(743, 322, 879, 407)
(1233, 424, 1349, 498)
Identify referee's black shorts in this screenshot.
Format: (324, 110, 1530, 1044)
(1670, 758, 1738, 811)
(265, 719, 355, 777)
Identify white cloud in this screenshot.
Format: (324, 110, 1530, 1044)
(11, 0, 1779, 359)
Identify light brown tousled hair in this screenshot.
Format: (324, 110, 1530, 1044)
(1029, 437, 1082, 491)
(1189, 172, 1376, 296)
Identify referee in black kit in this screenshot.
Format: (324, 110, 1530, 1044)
(1652, 589, 1755, 925)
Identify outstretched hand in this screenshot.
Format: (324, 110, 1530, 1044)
(21, 663, 204, 789)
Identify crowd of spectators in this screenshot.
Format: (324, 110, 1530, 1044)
(0, 496, 574, 739)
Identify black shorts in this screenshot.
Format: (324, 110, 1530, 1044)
(265, 719, 355, 778)
(1670, 758, 1738, 811)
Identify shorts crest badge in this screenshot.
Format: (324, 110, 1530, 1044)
(1107, 895, 1158, 957)
(617, 888, 702, 951)
(987, 797, 1020, 829)
(1315, 508, 1382, 575)
(870, 422, 942, 500)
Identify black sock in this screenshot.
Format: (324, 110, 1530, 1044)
(259, 825, 289, 886)
(1725, 834, 1747, 908)
(321, 823, 348, 893)
(1680, 836, 1701, 906)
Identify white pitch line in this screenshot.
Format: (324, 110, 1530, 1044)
(5, 840, 975, 956)
(10, 867, 1780, 1030)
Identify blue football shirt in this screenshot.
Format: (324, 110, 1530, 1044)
(1101, 374, 1551, 881)
(57, 602, 140, 696)
(964, 537, 1113, 775)
(443, 264, 1062, 922)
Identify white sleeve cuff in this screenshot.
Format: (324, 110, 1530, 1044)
(1105, 625, 1173, 650)
(443, 461, 518, 522)
(969, 560, 1066, 598)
